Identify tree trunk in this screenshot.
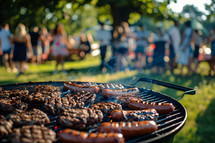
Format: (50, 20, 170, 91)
(110, 3, 131, 30)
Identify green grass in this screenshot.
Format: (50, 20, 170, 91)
(0, 54, 215, 143)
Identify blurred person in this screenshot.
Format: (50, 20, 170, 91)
(116, 27, 129, 72)
(79, 33, 91, 55)
(86, 33, 94, 44)
(11, 23, 33, 77)
(135, 25, 150, 72)
(177, 21, 193, 76)
(121, 21, 136, 61)
(168, 20, 181, 73)
(95, 23, 111, 71)
(208, 25, 215, 76)
(107, 26, 122, 71)
(29, 26, 41, 64)
(52, 23, 70, 74)
(152, 26, 169, 74)
(121, 21, 131, 36)
(0, 23, 17, 72)
(191, 29, 202, 74)
(68, 36, 75, 49)
(40, 26, 52, 63)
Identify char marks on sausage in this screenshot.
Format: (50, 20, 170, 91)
(98, 121, 158, 138)
(129, 100, 175, 114)
(59, 129, 125, 143)
(110, 109, 159, 121)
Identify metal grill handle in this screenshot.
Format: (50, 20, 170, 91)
(132, 77, 196, 100)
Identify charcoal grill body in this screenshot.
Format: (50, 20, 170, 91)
(0, 79, 194, 143)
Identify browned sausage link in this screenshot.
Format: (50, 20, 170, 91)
(64, 82, 100, 93)
(110, 109, 158, 121)
(59, 129, 125, 143)
(129, 100, 175, 114)
(102, 88, 139, 98)
(98, 121, 158, 138)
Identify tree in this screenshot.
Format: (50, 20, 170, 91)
(0, 0, 60, 31)
(205, 0, 215, 22)
(0, 0, 176, 33)
(95, 0, 175, 28)
(181, 5, 204, 21)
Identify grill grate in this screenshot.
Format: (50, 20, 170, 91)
(0, 81, 187, 143)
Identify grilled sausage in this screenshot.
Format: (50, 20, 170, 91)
(129, 100, 175, 114)
(102, 88, 139, 98)
(98, 121, 158, 138)
(59, 129, 125, 143)
(64, 82, 100, 93)
(110, 109, 159, 121)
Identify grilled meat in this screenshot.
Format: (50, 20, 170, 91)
(43, 91, 96, 114)
(115, 94, 142, 108)
(59, 108, 103, 130)
(33, 85, 61, 93)
(0, 98, 27, 113)
(7, 108, 50, 126)
(90, 102, 122, 117)
(0, 90, 11, 99)
(9, 125, 56, 143)
(26, 91, 61, 105)
(0, 89, 29, 99)
(0, 116, 13, 138)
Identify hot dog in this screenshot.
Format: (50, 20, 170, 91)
(98, 121, 158, 138)
(110, 109, 159, 121)
(64, 82, 100, 93)
(102, 88, 139, 98)
(59, 129, 125, 143)
(129, 100, 175, 114)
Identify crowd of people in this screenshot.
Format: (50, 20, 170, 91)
(95, 20, 212, 76)
(0, 20, 215, 76)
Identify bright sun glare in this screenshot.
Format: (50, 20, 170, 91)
(169, 0, 211, 15)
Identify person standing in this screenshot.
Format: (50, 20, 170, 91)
(208, 25, 215, 76)
(168, 20, 181, 73)
(0, 23, 17, 72)
(29, 26, 41, 64)
(152, 26, 169, 74)
(52, 23, 70, 74)
(177, 21, 193, 76)
(95, 23, 111, 71)
(11, 23, 33, 77)
(40, 26, 51, 63)
(191, 29, 202, 74)
(135, 25, 150, 72)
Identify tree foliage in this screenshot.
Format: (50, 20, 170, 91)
(205, 0, 215, 22)
(0, 0, 177, 33)
(181, 5, 204, 21)
(95, 0, 175, 27)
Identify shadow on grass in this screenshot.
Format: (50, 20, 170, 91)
(68, 65, 102, 75)
(0, 80, 19, 85)
(24, 65, 102, 76)
(196, 98, 215, 142)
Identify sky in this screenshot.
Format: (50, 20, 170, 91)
(169, 0, 211, 14)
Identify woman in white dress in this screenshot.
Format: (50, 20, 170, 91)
(177, 21, 193, 75)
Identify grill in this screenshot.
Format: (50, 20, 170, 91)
(0, 77, 195, 143)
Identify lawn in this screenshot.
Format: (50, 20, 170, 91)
(0, 54, 214, 143)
